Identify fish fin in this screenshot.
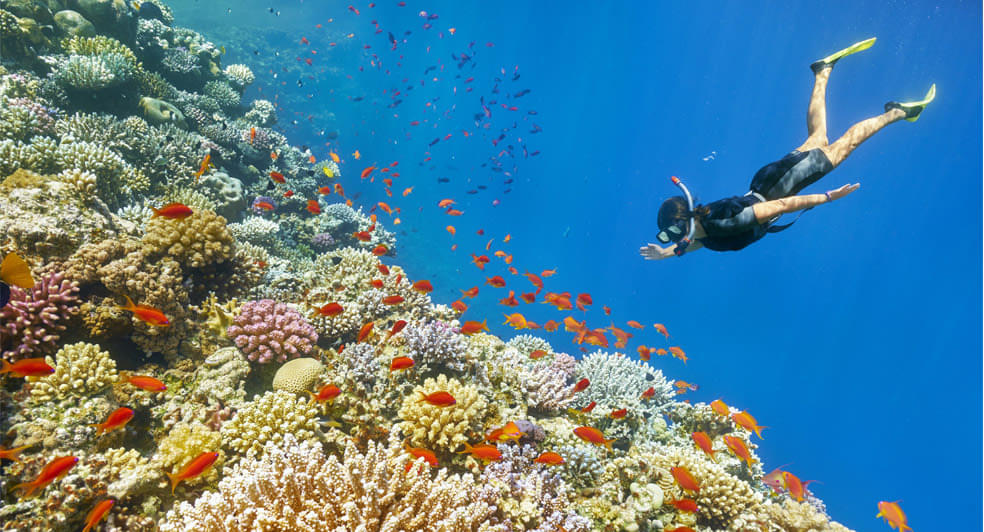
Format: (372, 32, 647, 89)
(164, 470, 180, 494)
(12, 480, 38, 498)
(0, 359, 11, 375)
(150, 205, 161, 217)
(119, 295, 136, 311)
(0, 253, 34, 289)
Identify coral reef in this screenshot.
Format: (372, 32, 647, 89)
(397, 374, 490, 454)
(0, 271, 80, 362)
(225, 299, 318, 364)
(219, 390, 322, 459)
(272, 357, 324, 394)
(27, 342, 118, 403)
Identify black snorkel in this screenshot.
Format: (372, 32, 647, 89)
(670, 176, 696, 256)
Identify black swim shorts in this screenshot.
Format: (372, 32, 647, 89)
(748, 148, 834, 201)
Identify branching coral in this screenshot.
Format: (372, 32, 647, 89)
(154, 422, 224, 491)
(226, 299, 318, 364)
(141, 208, 234, 268)
(219, 390, 321, 459)
(401, 319, 473, 374)
(27, 342, 118, 403)
(160, 434, 502, 531)
(0, 271, 79, 362)
(397, 374, 490, 454)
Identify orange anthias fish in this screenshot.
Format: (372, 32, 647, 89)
(691, 432, 717, 462)
(352, 149, 361, 159)
(637, 345, 655, 361)
(405, 445, 439, 468)
(498, 291, 519, 307)
(458, 442, 502, 462)
(731, 410, 767, 439)
(723, 435, 757, 468)
(710, 399, 730, 417)
(438, 198, 456, 208)
(82, 499, 114, 532)
(575, 293, 593, 310)
(402, 186, 413, 197)
(118, 295, 169, 326)
(520, 292, 536, 304)
(573, 426, 615, 450)
(419, 390, 456, 407)
(382, 295, 404, 305)
(0, 444, 30, 463)
(357, 322, 374, 342)
(667, 498, 698, 513)
(309, 384, 341, 403)
(668, 346, 688, 363)
(534, 452, 565, 465)
(654, 348, 668, 357)
(314, 302, 344, 317)
(876, 501, 912, 532)
(249, 127, 257, 144)
(387, 320, 408, 339)
(126, 375, 166, 392)
(307, 199, 322, 214)
(90, 407, 134, 436)
(165, 452, 220, 494)
(1, 358, 54, 378)
(781, 471, 816, 502)
(460, 286, 479, 298)
(486, 421, 525, 443)
(573, 378, 590, 393)
(626, 320, 645, 329)
(390, 356, 415, 371)
(580, 401, 597, 413)
(460, 320, 489, 335)
(353, 230, 372, 241)
(13, 455, 79, 498)
(446, 225, 456, 236)
(412, 280, 433, 293)
(674, 380, 699, 392)
(372, 244, 388, 256)
(471, 254, 490, 269)
(543, 320, 560, 332)
(761, 465, 790, 494)
(330, 151, 340, 163)
(671, 465, 701, 493)
(529, 349, 548, 360)
(193, 153, 212, 183)
(540, 268, 557, 277)
(502, 312, 527, 330)
(255, 201, 275, 211)
(360, 166, 377, 179)
(451, 300, 468, 313)
(608, 408, 628, 420)
(523, 272, 543, 292)
(269, 171, 286, 183)
(151, 203, 194, 219)
(640, 386, 656, 400)
(653, 323, 670, 338)
(377, 264, 390, 276)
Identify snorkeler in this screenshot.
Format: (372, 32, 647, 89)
(640, 38, 935, 260)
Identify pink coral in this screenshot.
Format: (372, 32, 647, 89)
(226, 299, 317, 364)
(1, 271, 80, 362)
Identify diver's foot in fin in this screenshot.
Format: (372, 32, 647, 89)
(885, 83, 936, 122)
(810, 37, 877, 74)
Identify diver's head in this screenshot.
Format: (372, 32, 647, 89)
(656, 196, 692, 244)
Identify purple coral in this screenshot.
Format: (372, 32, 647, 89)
(311, 232, 335, 250)
(402, 320, 469, 372)
(226, 299, 317, 364)
(0, 272, 80, 362)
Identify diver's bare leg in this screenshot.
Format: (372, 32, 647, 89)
(795, 67, 831, 152)
(820, 108, 906, 168)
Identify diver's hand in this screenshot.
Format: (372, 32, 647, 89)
(640, 243, 674, 261)
(826, 183, 860, 201)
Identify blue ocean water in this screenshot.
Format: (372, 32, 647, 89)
(171, 1, 982, 529)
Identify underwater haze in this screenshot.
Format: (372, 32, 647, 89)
(0, 0, 979, 529)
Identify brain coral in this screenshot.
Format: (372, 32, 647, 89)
(397, 373, 490, 453)
(272, 357, 324, 395)
(27, 342, 118, 403)
(0, 271, 80, 362)
(141, 208, 234, 268)
(220, 390, 321, 459)
(226, 299, 318, 364)
(160, 434, 502, 531)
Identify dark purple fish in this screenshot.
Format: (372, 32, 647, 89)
(437, 177, 450, 183)
(530, 151, 540, 156)
(513, 89, 530, 98)
(466, 189, 478, 194)
(388, 32, 396, 44)
(352, 96, 364, 101)
(527, 110, 538, 115)
(429, 138, 440, 146)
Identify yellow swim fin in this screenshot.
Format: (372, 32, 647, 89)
(885, 84, 936, 122)
(811, 37, 876, 73)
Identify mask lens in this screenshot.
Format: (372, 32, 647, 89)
(657, 231, 671, 244)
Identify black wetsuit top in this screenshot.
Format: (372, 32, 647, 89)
(696, 195, 767, 252)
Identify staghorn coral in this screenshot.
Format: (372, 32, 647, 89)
(526, 354, 577, 413)
(160, 434, 502, 531)
(397, 374, 490, 454)
(272, 357, 325, 395)
(401, 319, 474, 374)
(226, 299, 318, 364)
(219, 390, 322, 459)
(0, 271, 80, 362)
(141, 208, 234, 268)
(27, 342, 118, 403)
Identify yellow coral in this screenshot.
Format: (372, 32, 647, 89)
(141, 209, 234, 268)
(397, 374, 489, 453)
(154, 422, 225, 489)
(272, 357, 324, 395)
(220, 390, 322, 459)
(27, 342, 118, 402)
(763, 499, 856, 532)
(103, 447, 158, 498)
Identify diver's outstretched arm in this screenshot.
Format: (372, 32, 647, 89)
(752, 183, 859, 223)
(640, 240, 703, 260)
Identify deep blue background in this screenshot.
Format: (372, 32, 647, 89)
(172, 1, 982, 529)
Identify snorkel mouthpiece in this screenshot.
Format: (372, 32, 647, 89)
(670, 176, 696, 256)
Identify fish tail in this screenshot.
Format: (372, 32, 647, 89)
(456, 442, 472, 455)
(0, 359, 11, 375)
(164, 470, 180, 495)
(12, 480, 38, 498)
(119, 295, 136, 311)
(88, 423, 105, 436)
(150, 205, 161, 217)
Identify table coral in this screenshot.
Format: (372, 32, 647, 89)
(397, 373, 490, 454)
(0, 270, 79, 362)
(27, 342, 118, 403)
(226, 299, 318, 364)
(219, 390, 322, 459)
(160, 434, 502, 531)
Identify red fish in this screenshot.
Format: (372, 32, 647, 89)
(460, 320, 489, 335)
(284, 190, 294, 198)
(1, 358, 54, 378)
(668, 499, 698, 513)
(118, 295, 169, 326)
(255, 201, 275, 211)
(731, 410, 767, 439)
(412, 280, 433, 293)
(529, 349, 548, 360)
(671, 466, 700, 493)
(269, 171, 286, 183)
(608, 408, 627, 420)
(626, 320, 645, 329)
(691, 432, 717, 462)
(485, 275, 506, 288)
(543, 320, 559, 332)
(314, 302, 344, 317)
(387, 319, 408, 339)
(446, 208, 463, 216)
(419, 390, 456, 407)
(573, 378, 590, 393)
(360, 166, 377, 179)
(653, 323, 669, 338)
(451, 300, 468, 313)
(710, 399, 730, 417)
(498, 291, 519, 307)
(470, 254, 490, 270)
(377, 264, 390, 275)
(82, 499, 114, 532)
(390, 356, 415, 371)
(668, 346, 688, 364)
(520, 292, 536, 303)
(580, 401, 597, 413)
(353, 231, 371, 241)
(0, 444, 30, 463)
(876, 501, 912, 532)
(13, 455, 79, 498)
(461, 286, 479, 298)
(249, 127, 256, 144)
(382, 295, 404, 305)
(357, 322, 374, 342)
(485, 421, 525, 443)
(151, 203, 193, 219)
(640, 386, 656, 400)
(372, 244, 388, 256)
(458, 442, 501, 462)
(405, 445, 438, 471)
(540, 268, 557, 277)
(194, 153, 212, 183)
(572, 426, 615, 450)
(165, 452, 220, 494)
(307, 200, 321, 214)
(534, 452, 565, 465)
(90, 407, 134, 436)
(126, 375, 166, 392)
(309, 384, 341, 403)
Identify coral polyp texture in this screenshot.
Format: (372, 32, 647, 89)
(0, 1, 857, 531)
